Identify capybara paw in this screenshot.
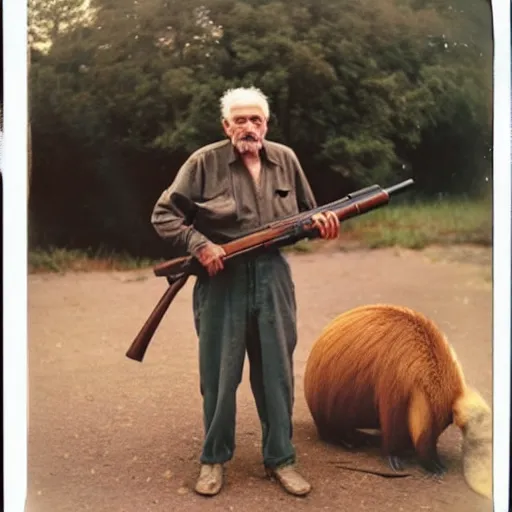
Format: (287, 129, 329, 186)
(388, 455, 406, 472)
(421, 459, 446, 478)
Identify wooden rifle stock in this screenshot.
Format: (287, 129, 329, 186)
(126, 178, 414, 362)
(125, 274, 189, 362)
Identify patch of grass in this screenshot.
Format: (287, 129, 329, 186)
(28, 246, 159, 274)
(364, 228, 430, 250)
(340, 198, 492, 249)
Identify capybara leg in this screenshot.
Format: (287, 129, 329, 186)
(415, 431, 445, 476)
(339, 435, 358, 450)
(317, 426, 367, 449)
(346, 429, 381, 449)
(379, 397, 411, 471)
(316, 424, 341, 445)
(336, 432, 367, 450)
(408, 388, 445, 476)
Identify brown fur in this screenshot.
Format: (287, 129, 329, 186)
(303, 304, 492, 498)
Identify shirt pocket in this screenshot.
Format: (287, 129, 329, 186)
(272, 182, 298, 219)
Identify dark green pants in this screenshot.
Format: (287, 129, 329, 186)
(192, 250, 297, 469)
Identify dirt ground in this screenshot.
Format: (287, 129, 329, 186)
(26, 245, 493, 512)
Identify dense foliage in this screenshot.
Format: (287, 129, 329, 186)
(28, 0, 493, 256)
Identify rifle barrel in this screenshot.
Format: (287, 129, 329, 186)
(384, 179, 414, 196)
(242, 184, 381, 235)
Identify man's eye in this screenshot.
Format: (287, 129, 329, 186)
(250, 116, 262, 124)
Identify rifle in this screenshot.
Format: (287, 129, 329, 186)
(126, 178, 414, 362)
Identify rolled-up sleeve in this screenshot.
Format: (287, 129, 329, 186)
(151, 156, 210, 256)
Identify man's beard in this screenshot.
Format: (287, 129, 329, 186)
(233, 134, 263, 155)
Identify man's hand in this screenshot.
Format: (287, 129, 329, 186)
(311, 211, 340, 240)
(195, 242, 226, 276)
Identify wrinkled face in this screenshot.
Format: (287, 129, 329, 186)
(222, 105, 268, 155)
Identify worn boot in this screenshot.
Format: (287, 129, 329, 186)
(266, 464, 311, 496)
(194, 463, 223, 496)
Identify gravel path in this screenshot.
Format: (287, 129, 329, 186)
(26, 246, 493, 512)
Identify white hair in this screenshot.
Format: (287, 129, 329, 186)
(220, 86, 270, 120)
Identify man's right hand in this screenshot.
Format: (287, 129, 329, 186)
(195, 242, 226, 276)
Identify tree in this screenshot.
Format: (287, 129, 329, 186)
(28, 0, 493, 255)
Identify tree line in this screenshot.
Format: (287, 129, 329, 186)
(28, 0, 493, 257)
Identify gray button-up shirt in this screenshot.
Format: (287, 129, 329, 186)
(151, 139, 317, 256)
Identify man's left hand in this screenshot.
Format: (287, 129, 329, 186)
(311, 211, 340, 240)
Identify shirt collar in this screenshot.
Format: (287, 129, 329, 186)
(227, 139, 280, 166)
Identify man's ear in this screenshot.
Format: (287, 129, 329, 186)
(222, 118, 231, 136)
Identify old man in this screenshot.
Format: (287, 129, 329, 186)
(151, 86, 340, 497)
